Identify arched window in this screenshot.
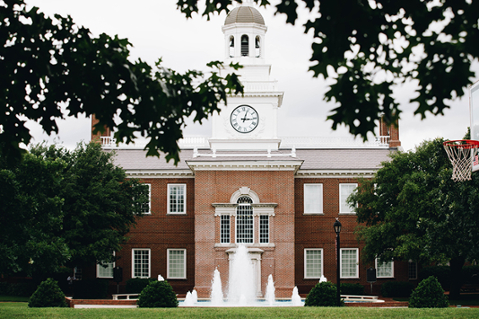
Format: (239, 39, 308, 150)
(229, 36, 234, 58)
(255, 36, 261, 58)
(241, 35, 249, 57)
(236, 196, 253, 243)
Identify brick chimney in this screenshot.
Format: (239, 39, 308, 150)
(91, 115, 111, 143)
(379, 117, 401, 148)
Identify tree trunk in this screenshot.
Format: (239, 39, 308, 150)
(448, 256, 465, 299)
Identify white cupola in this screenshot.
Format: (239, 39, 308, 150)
(210, 3, 284, 151)
(223, 5, 267, 64)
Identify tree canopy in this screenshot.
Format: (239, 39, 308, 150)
(349, 138, 479, 297)
(181, 0, 479, 139)
(1, 0, 242, 164)
(0, 142, 149, 277)
(3, 0, 478, 162)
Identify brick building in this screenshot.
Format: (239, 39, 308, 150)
(90, 4, 415, 297)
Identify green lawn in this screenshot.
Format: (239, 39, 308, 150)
(1, 303, 479, 319)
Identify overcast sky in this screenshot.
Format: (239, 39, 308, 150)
(25, 0, 472, 152)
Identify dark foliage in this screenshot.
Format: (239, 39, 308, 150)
(137, 280, 178, 308)
(28, 278, 67, 308)
(409, 276, 448, 308)
(125, 278, 155, 293)
(305, 281, 343, 307)
(340, 283, 364, 295)
(381, 281, 414, 298)
(73, 279, 109, 299)
(419, 266, 451, 291)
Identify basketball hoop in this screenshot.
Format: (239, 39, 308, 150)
(443, 140, 479, 182)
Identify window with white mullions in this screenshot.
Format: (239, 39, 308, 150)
(236, 196, 253, 243)
(220, 215, 230, 244)
(168, 184, 186, 214)
(259, 215, 269, 243)
(132, 249, 150, 278)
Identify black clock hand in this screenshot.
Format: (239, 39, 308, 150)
(242, 110, 249, 122)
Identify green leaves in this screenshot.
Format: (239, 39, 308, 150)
(1, 0, 243, 165)
(177, 0, 479, 141)
(350, 138, 479, 270)
(0, 143, 149, 276)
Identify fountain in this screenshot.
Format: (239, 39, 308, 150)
(181, 244, 304, 307)
(210, 268, 224, 306)
(265, 274, 275, 305)
(291, 286, 302, 306)
(227, 244, 256, 305)
(184, 289, 198, 306)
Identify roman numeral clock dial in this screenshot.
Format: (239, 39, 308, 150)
(230, 105, 259, 133)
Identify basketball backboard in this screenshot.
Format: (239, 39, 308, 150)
(470, 80, 479, 172)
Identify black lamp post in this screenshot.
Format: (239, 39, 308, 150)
(333, 218, 342, 306)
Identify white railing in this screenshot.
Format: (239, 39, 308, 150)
(100, 135, 390, 149)
(112, 293, 139, 300)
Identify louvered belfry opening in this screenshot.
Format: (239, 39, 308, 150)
(236, 196, 253, 243)
(241, 35, 249, 57)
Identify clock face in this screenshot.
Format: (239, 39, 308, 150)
(230, 105, 259, 133)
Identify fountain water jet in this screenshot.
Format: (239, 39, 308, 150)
(227, 244, 256, 305)
(265, 274, 275, 305)
(291, 286, 302, 306)
(210, 268, 224, 305)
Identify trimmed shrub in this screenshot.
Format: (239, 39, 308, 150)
(340, 283, 364, 295)
(28, 278, 67, 307)
(73, 279, 109, 299)
(419, 266, 451, 291)
(137, 280, 178, 308)
(409, 276, 448, 308)
(126, 278, 153, 293)
(381, 281, 414, 298)
(305, 281, 344, 307)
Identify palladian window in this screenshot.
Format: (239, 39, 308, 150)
(236, 196, 253, 243)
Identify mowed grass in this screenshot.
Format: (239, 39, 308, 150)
(1, 303, 479, 319)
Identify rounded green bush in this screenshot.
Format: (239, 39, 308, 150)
(409, 276, 448, 308)
(305, 281, 343, 307)
(137, 280, 178, 308)
(28, 278, 67, 308)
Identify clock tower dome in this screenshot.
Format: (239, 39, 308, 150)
(209, 3, 284, 151)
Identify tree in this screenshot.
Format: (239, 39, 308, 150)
(1, 0, 242, 164)
(349, 138, 479, 298)
(0, 142, 149, 277)
(180, 0, 479, 140)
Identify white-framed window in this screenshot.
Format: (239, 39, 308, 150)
(340, 248, 359, 278)
(304, 184, 323, 214)
(168, 184, 186, 214)
(376, 259, 394, 278)
(220, 215, 230, 244)
(304, 249, 323, 279)
(340, 183, 358, 214)
(408, 260, 417, 280)
(132, 249, 150, 278)
(97, 252, 115, 278)
(167, 249, 186, 279)
(236, 196, 253, 243)
(259, 215, 269, 243)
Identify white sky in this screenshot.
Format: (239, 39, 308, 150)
(25, 0, 472, 152)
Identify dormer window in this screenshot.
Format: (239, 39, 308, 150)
(255, 36, 261, 58)
(229, 36, 234, 58)
(241, 35, 249, 57)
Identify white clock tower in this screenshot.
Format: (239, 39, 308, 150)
(209, 3, 284, 151)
